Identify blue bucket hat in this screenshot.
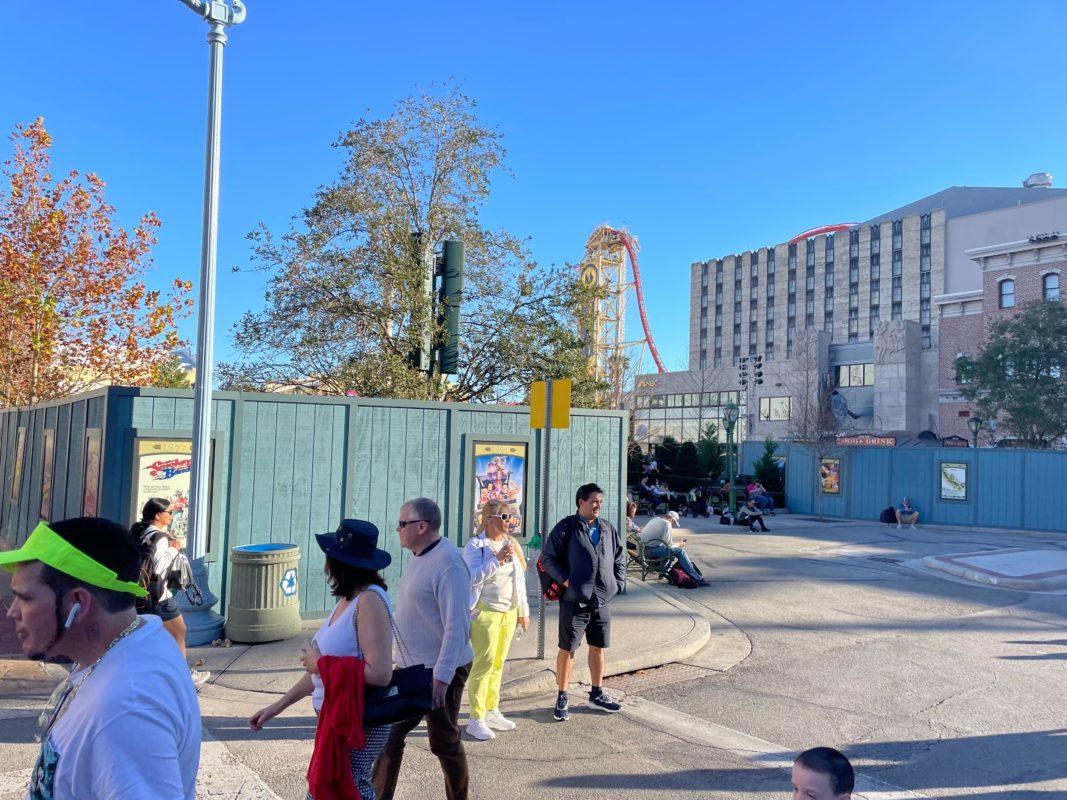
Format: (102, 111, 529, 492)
(315, 519, 391, 571)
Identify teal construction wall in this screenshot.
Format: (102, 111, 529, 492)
(0, 388, 628, 616)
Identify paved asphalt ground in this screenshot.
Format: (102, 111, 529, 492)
(2, 513, 1065, 799)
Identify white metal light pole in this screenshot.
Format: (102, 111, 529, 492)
(177, 0, 246, 644)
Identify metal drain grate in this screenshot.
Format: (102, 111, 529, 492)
(604, 662, 715, 694)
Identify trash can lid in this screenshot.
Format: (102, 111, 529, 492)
(233, 543, 296, 553)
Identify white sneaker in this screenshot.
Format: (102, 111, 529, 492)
(485, 709, 516, 731)
(911, 524, 919, 529)
(190, 669, 211, 688)
(896, 523, 902, 529)
(466, 718, 495, 740)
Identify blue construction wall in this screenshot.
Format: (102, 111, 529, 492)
(739, 440, 1067, 532)
(0, 388, 628, 616)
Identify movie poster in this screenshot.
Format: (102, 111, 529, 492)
(134, 439, 193, 541)
(819, 458, 841, 494)
(472, 442, 527, 538)
(40, 430, 55, 521)
(83, 429, 101, 517)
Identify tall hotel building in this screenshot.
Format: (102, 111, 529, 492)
(631, 178, 1067, 448)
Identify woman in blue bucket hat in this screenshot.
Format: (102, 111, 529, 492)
(249, 520, 394, 799)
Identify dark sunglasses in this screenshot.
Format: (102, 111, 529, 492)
(396, 519, 428, 529)
(488, 512, 510, 520)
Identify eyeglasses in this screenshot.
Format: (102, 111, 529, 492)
(396, 519, 428, 530)
(488, 513, 510, 520)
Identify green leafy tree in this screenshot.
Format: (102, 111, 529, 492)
(955, 300, 1067, 447)
(752, 437, 783, 493)
(697, 424, 724, 481)
(152, 353, 192, 389)
(675, 441, 700, 491)
(219, 85, 604, 405)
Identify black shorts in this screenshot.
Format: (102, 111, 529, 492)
(145, 596, 182, 622)
(558, 600, 611, 651)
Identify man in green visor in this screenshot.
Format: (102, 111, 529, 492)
(2, 517, 201, 799)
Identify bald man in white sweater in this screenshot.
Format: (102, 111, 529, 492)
(373, 497, 474, 800)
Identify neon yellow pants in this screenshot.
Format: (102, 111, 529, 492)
(467, 603, 518, 720)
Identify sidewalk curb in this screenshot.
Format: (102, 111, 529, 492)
(921, 551, 1067, 592)
(499, 582, 713, 700)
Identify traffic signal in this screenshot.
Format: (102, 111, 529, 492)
(408, 231, 432, 372)
(739, 356, 749, 388)
(437, 239, 464, 374)
(753, 355, 764, 385)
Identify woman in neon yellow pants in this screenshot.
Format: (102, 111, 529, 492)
(463, 498, 530, 741)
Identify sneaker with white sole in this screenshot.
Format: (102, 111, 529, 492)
(553, 693, 570, 721)
(588, 691, 622, 713)
(190, 669, 211, 688)
(485, 709, 516, 731)
(896, 523, 902, 529)
(466, 718, 495, 740)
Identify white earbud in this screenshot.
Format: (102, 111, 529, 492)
(64, 602, 83, 629)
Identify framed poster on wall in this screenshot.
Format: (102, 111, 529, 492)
(11, 427, 26, 503)
(40, 430, 55, 520)
(83, 429, 101, 517)
(940, 462, 968, 501)
(819, 457, 841, 494)
(470, 441, 528, 540)
(132, 439, 197, 545)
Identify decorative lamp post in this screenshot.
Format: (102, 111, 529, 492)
(723, 402, 740, 513)
(967, 416, 983, 449)
(175, 0, 247, 645)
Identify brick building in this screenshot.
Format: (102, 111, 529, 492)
(631, 178, 1067, 448)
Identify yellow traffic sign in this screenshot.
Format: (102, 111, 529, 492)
(530, 379, 572, 429)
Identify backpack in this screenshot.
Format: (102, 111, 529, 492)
(879, 506, 897, 524)
(667, 564, 700, 589)
(135, 527, 168, 612)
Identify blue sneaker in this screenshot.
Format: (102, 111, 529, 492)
(588, 691, 622, 713)
(553, 693, 570, 722)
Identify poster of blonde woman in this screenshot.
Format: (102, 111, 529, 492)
(819, 458, 841, 494)
(472, 442, 527, 537)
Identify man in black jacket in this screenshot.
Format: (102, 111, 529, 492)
(540, 483, 627, 721)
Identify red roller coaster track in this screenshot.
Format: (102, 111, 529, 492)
(788, 223, 859, 243)
(611, 228, 667, 373)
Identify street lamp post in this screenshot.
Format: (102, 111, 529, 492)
(723, 402, 739, 514)
(176, 0, 246, 645)
(967, 416, 983, 449)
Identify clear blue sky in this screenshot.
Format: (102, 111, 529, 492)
(3, 1, 1065, 375)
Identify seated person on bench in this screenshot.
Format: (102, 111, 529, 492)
(686, 488, 710, 518)
(639, 511, 708, 586)
(746, 481, 776, 514)
(737, 498, 770, 532)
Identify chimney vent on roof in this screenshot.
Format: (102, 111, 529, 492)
(1023, 172, 1053, 188)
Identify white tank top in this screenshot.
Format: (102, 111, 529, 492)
(310, 585, 390, 711)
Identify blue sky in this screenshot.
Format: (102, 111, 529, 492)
(3, 1, 1065, 375)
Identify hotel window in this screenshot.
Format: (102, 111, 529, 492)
(824, 289, 834, 311)
(999, 279, 1015, 308)
(700, 350, 707, 368)
(734, 307, 742, 324)
(701, 264, 709, 286)
(788, 243, 797, 271)
(849, 286, 859, 308)
(920, 213, 931, 245)
(735, 256, 743, 283)
(751, 252, 759, 277)
(920, 243, 931, 271)
(716, 261, 723, 284)
(849, 228, 859, 258)
(806, 239, 816, 267)
(869, 306, 880, 336)
(871, 253, 880, 280)
(837, 363, 875, 387)
(766, 320, 774, 341)
(892, 220, 903, 251)
(714, 352, 722, 368)
(825, 235, 834, 269)
(892, 250, 902, 277)
(825, 269, 834, 289)
(766, 306, 775, 321)
(734, 286, 743, 302)
(823, 311, 833, 333)
(767, 282, 775, 300)
(870, 226, 881, 256)
(765, 344, 774, 360)
(759, 396, 791, 421)
(920, 272, 931, 299)
(733, 330, 741, 347)
(1044, 273, 1060, 301)
(767, 250, 776, 275)
(848, 308, 859, 342)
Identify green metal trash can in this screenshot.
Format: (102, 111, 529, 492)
(226, 543, 303, 643)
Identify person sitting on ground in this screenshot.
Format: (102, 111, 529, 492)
(686, 487, 710, 518)
(737, 498, 770, 533)
(791, 746, 854, 800)
(896, 497, 919, 529)
(748, 481, 777, 515)
(639, 511, 708, 586)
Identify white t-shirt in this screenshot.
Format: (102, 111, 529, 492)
(28, 614, 201, 800)
(639, 516, 674, 547)
(310, 585, 391, 712)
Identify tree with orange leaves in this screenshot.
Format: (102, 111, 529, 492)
(0, 118, 194, 407)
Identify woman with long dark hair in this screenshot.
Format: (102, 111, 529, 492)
(249, 520, 394, 800)
(131, 497, 209, 686)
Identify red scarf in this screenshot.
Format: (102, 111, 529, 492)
(307, 655, 367, 800)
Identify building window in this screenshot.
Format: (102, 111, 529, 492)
(869, 305, 880, 336)
(1044, 273, 1060, 301)
(766, 320, 774, 341)
(999, 279, 1015, 308)
(767, 250, 776, 275)
(735, 256, 743, 282)
(806, 239, 816, 267)
(759, 396, 791, 421)
(837, 363, 875, 387)
(892, 278, 902, 303)
(823, 312, 833, 332)
(734, 286, 743, 302)
(892, 220, 903, 251)
(870, 226, 881, 255)
(920, 213, 932, 244)
(788, 243, 797, 270)
(765, 344, 774, 360)
(716, 261, 723, 284)
(751, 251, 759, 277)
(871, 253, 880, 280)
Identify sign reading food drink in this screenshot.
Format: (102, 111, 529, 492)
(836, 435, 897, 447)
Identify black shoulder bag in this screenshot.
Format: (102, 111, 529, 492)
(354, 591, 435, 728)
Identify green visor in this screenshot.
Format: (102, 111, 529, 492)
(0, 522, 147, 597)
